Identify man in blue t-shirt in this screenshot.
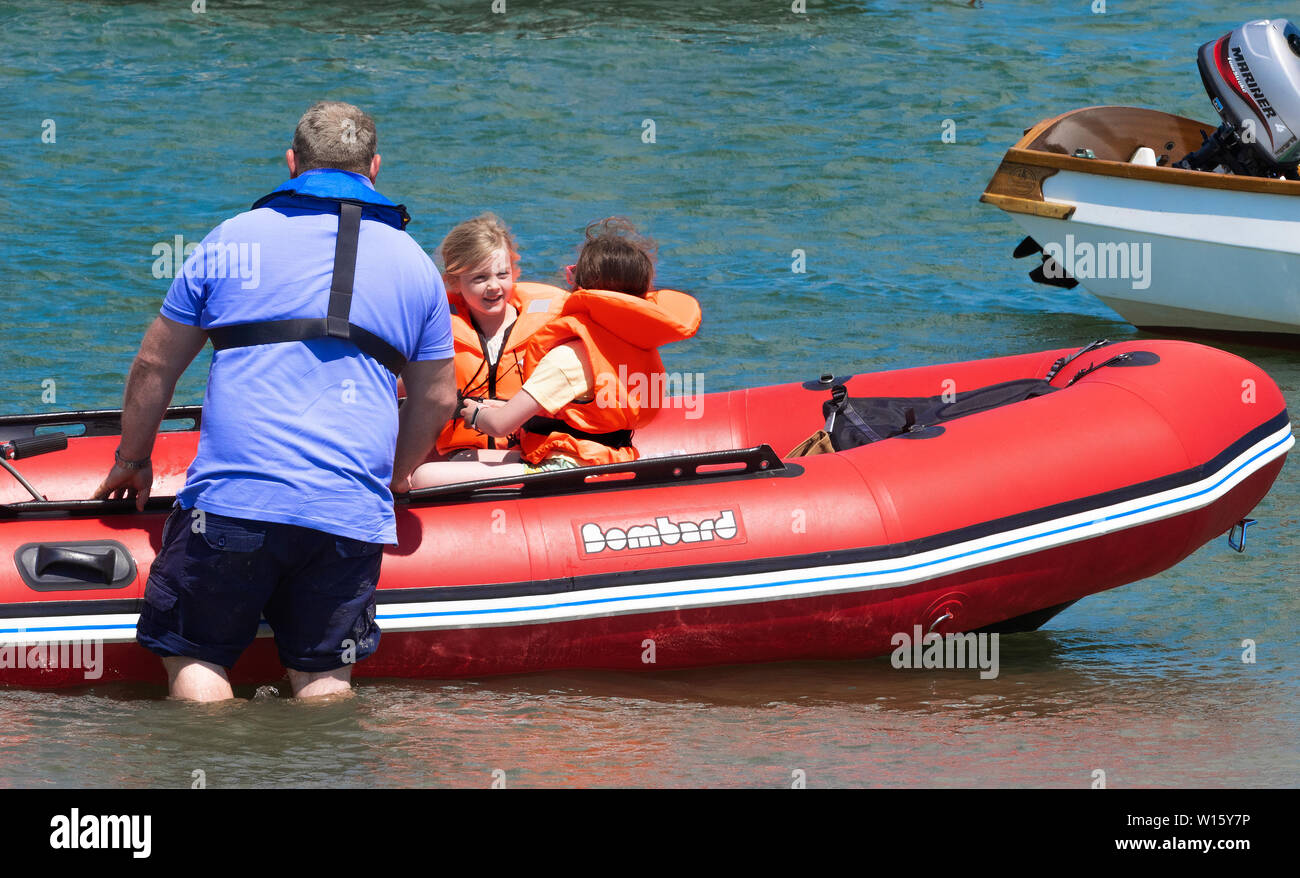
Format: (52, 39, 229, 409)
(94, 101, 456, 701)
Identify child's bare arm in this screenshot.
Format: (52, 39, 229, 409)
(462, 391, 545, 438)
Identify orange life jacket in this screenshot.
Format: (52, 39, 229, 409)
(437, 281, 569, 454)
(518, 287, 702, 466)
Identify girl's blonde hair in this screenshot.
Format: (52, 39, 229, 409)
(437, 213, 520, 285)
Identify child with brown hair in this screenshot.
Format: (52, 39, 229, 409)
(409, 217, 701, 487)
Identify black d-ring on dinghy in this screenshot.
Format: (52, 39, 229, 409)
(1228, 518, 1256, 553)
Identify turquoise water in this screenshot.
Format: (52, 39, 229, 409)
(1, 0, 1296, 787)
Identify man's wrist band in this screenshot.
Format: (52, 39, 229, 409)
(114, 448, 151, 470)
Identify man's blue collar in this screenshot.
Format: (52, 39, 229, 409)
(253, 168, 410, 230)
(271, 167, 397, 207)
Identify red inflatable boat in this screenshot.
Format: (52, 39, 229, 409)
(0, 339, 1291, 687)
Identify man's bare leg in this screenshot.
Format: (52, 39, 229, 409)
(287, 666, 353, 699)
(163, 656, 234, 702)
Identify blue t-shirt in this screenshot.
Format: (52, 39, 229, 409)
(163, 169, 452, 544)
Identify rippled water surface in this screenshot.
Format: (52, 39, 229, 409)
(0, 0, 1296, 787)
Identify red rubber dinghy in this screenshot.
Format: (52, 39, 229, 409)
(0, 339, 1291, 687)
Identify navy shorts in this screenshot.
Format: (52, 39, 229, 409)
(136, 506, 383, 672)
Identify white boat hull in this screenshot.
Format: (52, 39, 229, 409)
(1009, 169, 1300, 335)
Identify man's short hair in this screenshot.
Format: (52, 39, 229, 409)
(291, 101, 377, 175)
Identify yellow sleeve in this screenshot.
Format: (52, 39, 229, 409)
(522, 342, 595, 414)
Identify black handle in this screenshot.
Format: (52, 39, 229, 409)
(34, 545, 117, 584)
(6, 432, 68, 460)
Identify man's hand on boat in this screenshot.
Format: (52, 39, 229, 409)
(93, 458, 154, 511)
(90, 315, 209, 511)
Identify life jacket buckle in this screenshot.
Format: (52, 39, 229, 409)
(325, 315, 351, 340)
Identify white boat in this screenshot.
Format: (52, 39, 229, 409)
(982, 18, 1300, 338)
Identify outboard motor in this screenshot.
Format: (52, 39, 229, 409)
(1176, 18, 1300, 178)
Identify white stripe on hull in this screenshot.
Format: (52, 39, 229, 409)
(1, 424, 1291, 642)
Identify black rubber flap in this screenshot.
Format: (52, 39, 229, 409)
(1108, 351, 1160, 367)
(802, 373, 855, 390)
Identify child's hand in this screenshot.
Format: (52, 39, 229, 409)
(458, 398, 478, 425)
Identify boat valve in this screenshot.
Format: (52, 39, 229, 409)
(1227, 518, 1256, 553)
(927, 612, 954, 633)
(923, 593, 966, 634)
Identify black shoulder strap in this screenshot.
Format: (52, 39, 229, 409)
(474, 318, 518, 451)
(207, 202, 409, 375)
